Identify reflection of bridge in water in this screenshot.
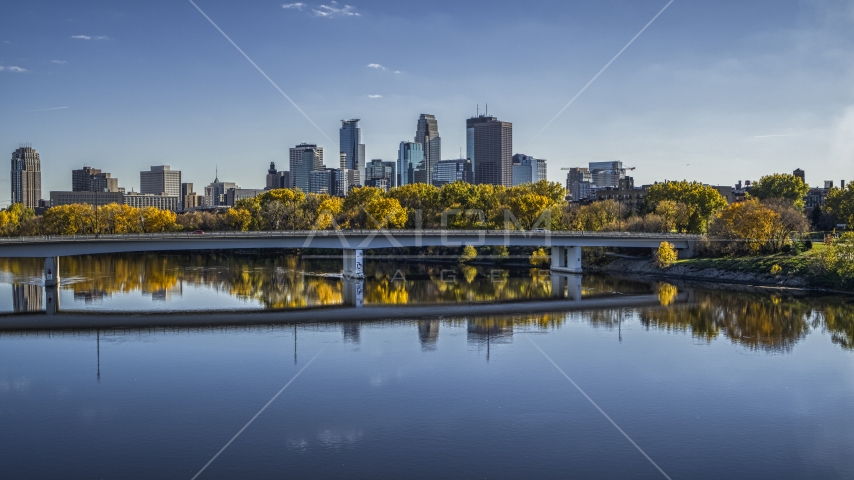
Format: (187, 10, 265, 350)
(9, 272, 603, 316)
(0, 282, 687, 331)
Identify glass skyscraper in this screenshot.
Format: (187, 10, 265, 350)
(398, 142, 424, 186)
(339, 119, 365, 184)
(415, 114, 441, 185)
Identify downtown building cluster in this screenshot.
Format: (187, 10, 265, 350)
(11, 111, 552, 212)
(263, 113, 548, 197)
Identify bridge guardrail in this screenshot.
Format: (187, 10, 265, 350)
(0, 229, 702, 244)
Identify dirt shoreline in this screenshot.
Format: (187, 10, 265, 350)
(588, 257, 817, 290)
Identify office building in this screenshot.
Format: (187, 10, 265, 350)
(340, 119, 365, 181)
(794, 168, 805, 183)
(466, 114, 497, 167)
(473, 118, 513, 187)
(140, 166, 181, 210)
(332, 168, 357, 197)
(415, 114, 441, 185)
(289, 143, 324, 191)
(589, 161, 626, 188)
(364, 159, 397, 191)
(204, 172, 238, 207)
(309, 169, 332, 195)
(140, 165, 181, 195)
(511, 154, 547, 186)
(50, 191, 124, 207)
(124, 193, 180, 211)
(595, 178, 644, 210)
(73, 166, 120, 193)
(398, 142, 424, 186)
(264, 164, 290, 190)
(11, 145, 41, 208)
(91, 173, 120, 193)
(433, 159, 473, 186)
(567, 167, 593, 201)
(182, 183, 202, 210)
(226, 188, 265, 207)
(266, 162, 280, 190)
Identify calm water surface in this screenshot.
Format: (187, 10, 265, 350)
(1, 253, 853, 479)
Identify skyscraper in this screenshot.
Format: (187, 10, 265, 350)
(398, 142, 424, 186)
(73, 166, 119, 193)
(511, 154, 547, 186)
(339, 119, 365, 183)
(289, 143, 324, 192)
(364, 159, 397, 191)
(141, 165, 182, 210)
(589, 161, 626, 188)
(466, 114, 497, 167)
(415, 114, 441, 185)
(11, 145, 41, 208)
(473, 118, 513, 187)
(433, 159, 474, 186)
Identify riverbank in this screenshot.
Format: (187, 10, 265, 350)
(589, 248, 837, 291)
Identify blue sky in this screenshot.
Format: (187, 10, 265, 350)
(2, 0, 853, 201)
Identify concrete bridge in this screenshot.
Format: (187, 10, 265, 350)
(0, 230, 698, 310)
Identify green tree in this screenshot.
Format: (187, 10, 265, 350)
(824, 184, 854, 226)
(645, 181, 728, 233)
(749, 173, 810, 209)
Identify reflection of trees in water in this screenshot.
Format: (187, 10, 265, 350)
(1, 255, 853, 352)
(639, 291, 815, 352)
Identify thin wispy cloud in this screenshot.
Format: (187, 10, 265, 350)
(0, 65, 28, 73)
(312, 2, 359, 18)
(393, 70, 402, 74)
(52, 60, 67, 65)
(367, 63, 385, 70)
(281, 2, 306, 9)
(753, 134, 801, 138)
(31, 106, 69, 112)
(71, 35, 109, 40)
(2, 40, 9, 44)
(367, 94, 382, 98)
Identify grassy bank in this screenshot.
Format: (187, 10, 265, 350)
(672, 244, 838, 289)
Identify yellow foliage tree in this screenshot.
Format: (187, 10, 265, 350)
(654, 241, 678, 268)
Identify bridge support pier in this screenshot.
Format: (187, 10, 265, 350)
(45, 284, 60, 315)
(343, 249, 364, 279)
(343, 278, 364, 308)
(550, 246, 582, 274)
(550, 273, 582, 301)
(677, 241, 697, 259)
(44, 257, 60, 287)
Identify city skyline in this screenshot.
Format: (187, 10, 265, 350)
(2, 1, 854, 202)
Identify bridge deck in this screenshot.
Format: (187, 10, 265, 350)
(0, 230, 699, 258)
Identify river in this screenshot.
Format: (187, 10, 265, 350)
(0, 252, 852, 478)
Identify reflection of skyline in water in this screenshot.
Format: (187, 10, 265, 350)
(0, 253, 853, 353)
(0, 254, 587, 310)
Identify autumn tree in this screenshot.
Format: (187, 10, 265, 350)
(708, 199, 778, 255)
(566, 200, 621, 231)
(644, 180, 728, 233)
(749, 173, 809, 209)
